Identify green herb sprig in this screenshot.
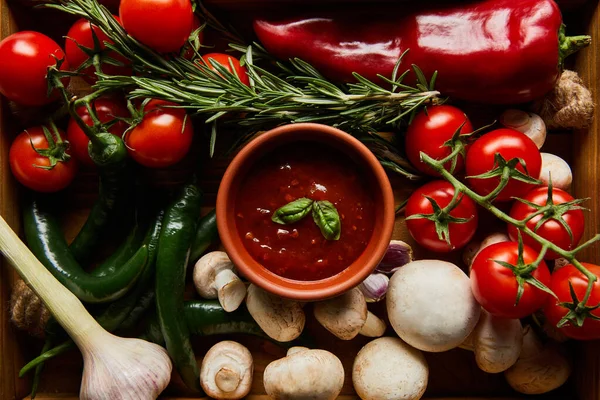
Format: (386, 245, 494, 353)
(45, 0, 439, 179)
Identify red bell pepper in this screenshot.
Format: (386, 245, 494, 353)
(253, 0, 590, 104)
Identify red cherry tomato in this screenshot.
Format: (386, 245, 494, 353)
(67, 97, 129, 167)
(0, 31, 70, 106)
(405, 180, 478, 252)
(125, 99, 193, 168)
(405, 105, 473, 176)
(471, 241, 551, 319)
(508, 186, 585, 260)
(544, 263, 600, 340)
(65, 17, 131, 83)
(9, 126, 78, 192)
(201, 53, 250, 86)
(119, 0, 193, 53)
(465, 128, 541, 202)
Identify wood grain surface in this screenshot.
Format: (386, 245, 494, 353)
(0, 0, 598, 399)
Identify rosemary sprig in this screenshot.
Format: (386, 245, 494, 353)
(44, 0, 439, 179)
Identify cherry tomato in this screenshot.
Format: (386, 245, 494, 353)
(9, 126, 78, 192)
(405, 105, 473, 176)
(125, 99, 193, 168)
(119, 0, 193, 53)
(0, 31, 70, 106)
(405, 180, 478, 252)
(201, 53, 250, 86)
(544, 263, 600, 340)
(465, 128, 541, 202)
(65, 17, 131, 84)
(471, 241, 551, 319)
(508, 186, 585, 260)
(67, 97, 129, 167)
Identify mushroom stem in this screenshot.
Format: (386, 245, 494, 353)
(215, 367, 241, 393)
(359, 311, 387, 337)
(215, 269, 247, 312)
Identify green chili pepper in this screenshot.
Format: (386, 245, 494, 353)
(23, 197, 147, 303)
(20, 211, 164, 378)
(69, 133, 129, 263)
(155, 183, 202, 392)
(189, 209, 218, 263)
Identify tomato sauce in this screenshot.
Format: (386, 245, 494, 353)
(235, 143, 375, 281)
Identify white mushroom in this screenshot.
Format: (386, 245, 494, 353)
(264, 347, 344, 400)
(471, 310, 523, 373)
(539, 153, 573, 190)
(245, 284, 305, 342)
(194, 251, 247, 312)
(504, 326, 571, 394)
(353, 337, 428, 400)
(499, 109, 547, 149)
(314, 287, 386, 340)
(387, 260, 481, 352)
(200, 341, 253, 400)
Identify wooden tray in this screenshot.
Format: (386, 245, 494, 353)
(1, 0, 599, 399)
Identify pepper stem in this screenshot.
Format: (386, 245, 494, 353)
(558, 24, 591, 67)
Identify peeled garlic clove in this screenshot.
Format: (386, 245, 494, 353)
(358, 273, 390, 302)
(500, 109, 547, 149)
(375, 240, 413, 274)
(539, 153, 572, 191)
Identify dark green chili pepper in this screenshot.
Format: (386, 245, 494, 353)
(189, 209, 218, 263)
(155, 183, 202, 392)
(24, 198, 147, 303)
(69, 133, 129, 263)
(20, 211, 164, 378)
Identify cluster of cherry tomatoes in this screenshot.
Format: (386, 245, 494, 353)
(402, 105, 598, 340)
(0, 0, 249, 192)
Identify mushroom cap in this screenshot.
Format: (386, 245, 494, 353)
(200, 340, 253, 400)
(194, 251, 235, 299)
(353, 337, 428, 400)
(314, 287, 368, 340)
(264, 349, 344, 400)
(387, 260, 481, 352)
(245, 284, 305, 342)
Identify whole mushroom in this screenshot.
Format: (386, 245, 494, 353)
(353, 337, 428, 400)
(314, 287, 386, 340)
(264, 347, 344, 400)
(504, 326, 571, 394)
(200, 340, 253, 400)
(499, 109, 547, 149)
(194, 251, 247, 312)
(387, 260, 480, 352)
(245, 284, 305, 342)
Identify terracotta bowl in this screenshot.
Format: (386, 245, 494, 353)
(216, 123, 395, 301)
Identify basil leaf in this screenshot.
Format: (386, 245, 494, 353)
(272, 198, 314, 225)
(312, 200, 341, 241)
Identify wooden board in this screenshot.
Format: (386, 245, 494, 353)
(0, 0, 599, 399)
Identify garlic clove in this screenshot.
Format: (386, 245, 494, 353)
(358, 273, 390, 302)
(375, 240, 413, 274)
(80, 331, 172, 400)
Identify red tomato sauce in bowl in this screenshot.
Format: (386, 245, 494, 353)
(235, 143, 375, 281)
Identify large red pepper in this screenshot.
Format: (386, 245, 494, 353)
(253, 0, 590, 104)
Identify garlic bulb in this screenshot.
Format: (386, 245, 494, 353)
(81, 331, 172, 400)
(0, 217, 173, 400)
(375, 240, 413, 274)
